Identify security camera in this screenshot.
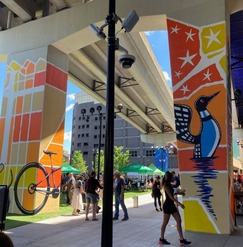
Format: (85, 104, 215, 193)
(118, 54, 135, 69)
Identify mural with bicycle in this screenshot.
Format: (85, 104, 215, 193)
(1, 151, 63, 215)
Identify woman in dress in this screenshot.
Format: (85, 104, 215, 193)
(159, 171, 191, 246)
(71, 175, 84, 216)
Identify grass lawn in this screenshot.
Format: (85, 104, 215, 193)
(5, 189, 151, 230)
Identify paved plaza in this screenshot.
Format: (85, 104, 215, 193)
(5, 194, 243, 247)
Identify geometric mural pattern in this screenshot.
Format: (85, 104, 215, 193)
(0, 58, 67, 213)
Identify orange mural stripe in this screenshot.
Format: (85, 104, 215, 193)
(29, 112, 42, 141)
(34, 71, 46, 87)
(20, 114, 30, 142)
(46, 63, 67, 92)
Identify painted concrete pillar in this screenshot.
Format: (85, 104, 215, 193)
(0, 46, 68, 214)
(166, 1, 234, 234)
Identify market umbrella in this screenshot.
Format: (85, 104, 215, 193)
(62, 164, 80, 174)
(119, 163, 154, 174)
(149, 163, 165, 176)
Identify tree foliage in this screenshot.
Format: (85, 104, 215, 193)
(71, 150, 88, 173)
(93, 146, 130, 174)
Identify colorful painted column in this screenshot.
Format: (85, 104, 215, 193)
(0, 46, 68, 214)
(166, 11, 234, 234)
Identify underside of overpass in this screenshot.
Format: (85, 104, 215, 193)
(1, 0, 243, 143)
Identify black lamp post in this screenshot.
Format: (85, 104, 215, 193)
(81, 105, 103, 179)
(101, 1, 116, 246)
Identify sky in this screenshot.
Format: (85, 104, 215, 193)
(0, 30, 171, 154)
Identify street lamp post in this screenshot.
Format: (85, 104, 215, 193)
(97, 106, 103, 181)
(81, 105, 103, 177)
(101, 0, 116, 246)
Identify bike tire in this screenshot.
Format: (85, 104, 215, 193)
(14, 162, 50, 215)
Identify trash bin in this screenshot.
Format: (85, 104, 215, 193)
(132, 196, 138, 208)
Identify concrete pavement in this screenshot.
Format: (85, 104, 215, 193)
(5, 194, 243, 247)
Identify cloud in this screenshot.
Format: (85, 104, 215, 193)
(163, 71, 171, 82)
(66, 103, 74, 112)
(67, 93, 75, 101)
(145, 31, 156, 36)
(64, 131, 72, 141)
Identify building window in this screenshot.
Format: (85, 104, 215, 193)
(86, 124, 89, 128)
(95, 126, 97, 129)
(145, 150, 154, 156)
(94, 135, 97, 139)
(79, 117, 81, 120)
(77, 143, 81, 147)
(82, 125, 85, 128)
(81, 134, 85, 137)
(84, 142, 89, 146)
(103, 125, 105, 129)
(94, 144, 99, 148)
(78, 125, 81, 129)
(95, 117, 98, 121)
(83, 151, 88, 155)
(78, 134, 80, 138)
(129, 150, 138, 157)
(86, 133, 89, 137)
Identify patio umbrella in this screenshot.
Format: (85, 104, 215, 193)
(62, 164, 80, 174)
(119, 163, 154, 174)
(149, 163, 165, 176)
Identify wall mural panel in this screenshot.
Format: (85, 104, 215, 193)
(167, 18, 233, 233)
(0, 55, 67, 214)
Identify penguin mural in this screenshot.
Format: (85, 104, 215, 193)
(174, 92, 221, 219)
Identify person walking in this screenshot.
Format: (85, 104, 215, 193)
(113, 171, 129, 221)
(71, 175, 84, 216)
(152, 176, 162, 211)
(159, 171, 191, 246)
(85, 171, 103, 221)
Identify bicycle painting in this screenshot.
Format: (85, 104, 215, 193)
(14, 150, 62, 215)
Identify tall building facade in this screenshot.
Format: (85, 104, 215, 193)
(70, 92, 178, 172)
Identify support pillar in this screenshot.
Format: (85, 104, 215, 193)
(166, 0, 234, 234)
(0, 45, 68, 214)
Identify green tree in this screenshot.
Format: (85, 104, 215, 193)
(71, 150, 88, 173)
(114, 146, 130, 171)
(92, 146, 130, 175)
(93, 150, 105, 174)
(62, 155, 69, 164)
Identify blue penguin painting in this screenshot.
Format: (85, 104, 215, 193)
(174, 92, 221, 218)
(174, 92, 221, 159)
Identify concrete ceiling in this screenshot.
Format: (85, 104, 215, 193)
(1, 0, 243, 138)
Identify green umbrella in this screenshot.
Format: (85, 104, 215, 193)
(62, 164, 80, 174)
(119, 163, 154, 174)
(149, 163, 165, 176)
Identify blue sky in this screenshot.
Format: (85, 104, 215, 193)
(0, 31, 171, 154)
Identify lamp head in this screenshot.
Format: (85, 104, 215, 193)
(81, 109, 86, 115)
(90, 107, 95, 114)
(97, 105, 102, 112)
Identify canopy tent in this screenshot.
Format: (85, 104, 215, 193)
(149, 164, 165, 176)
(119, 163, 154, 174)
(62, 164, 80, 174)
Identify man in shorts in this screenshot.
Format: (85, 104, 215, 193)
(85, 171, 103, 221)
